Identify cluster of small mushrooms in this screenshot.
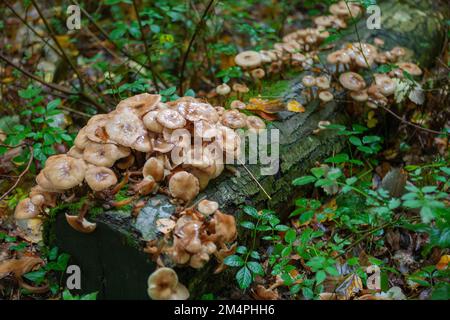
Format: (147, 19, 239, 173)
(146, 198, 237, 300)
(14, 94, 251, 237)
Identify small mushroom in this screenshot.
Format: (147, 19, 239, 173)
(74, 127, 89, 150)
(85, 165, 118, 191)
(133, 176, 158, 196)
(67, 146, 84, 159)
(147, 267, 189, 300)
(143, 111, 164, 133)
(246, 116, 266, 133)
(42, 155, 86, 190)
(251, 68, 265, 93)
(339, 72, 366, 91)
(116, 93, 161, 118)
(235, 51, 262, 70)
(374, 74, 396, 96)
(210, 211, 236, 243)
(350, 90, 369, 102)
(319, 91, 334, 104)
(14, 197, 41, 220)
(302, 75, 316, 99)
(397, 62, 422, 76)
(143, 157, 165, 182)
(197, 199, 219, 216)
(105, 108, 152, 152)
(83, 141, 130, 167)
(156, 109, 186, 129)
(177, 102, 219, 123)
(316, 76, 331, 90)
(327, 50, 351, 73)
(65, 213, 96, 234)
(168, 171, 200, 202)
(221, 110, 247, 129)
(232, 83, 249, 100)
(230, 100, 246, 110)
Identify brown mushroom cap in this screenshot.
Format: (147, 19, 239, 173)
(350, 90, 369, 102)
(221, 110, 247, 129)
(85, 165, 117, 191)
(29, 185, 57, 207)
(116, 93, 161, 117)
(302, 75, 316, 87)
(143, 157, 165, 182)
(246, 116, 266, 132)
(156, 109, 186, 129)
(397, 62, 422, 76)
(177, 102, 219, 123)
(339, 72, 366, 91)
(374, 74, 396, 96)
(14, 197, 40, 220)
(251, 68, 265, 80)
(36, 171, 63, 192)
(232, 83, 249, 95)
(197, 199, 219, 216)
(74, 127, 89, 150)
(42, 155, 86, 190)
(216, 126, 241, 158)
(133, 176, 158, 195)
(316, 76, 331, 89)
(83, 141, 130, 167)
(67, 146, 84, 159)
(147, 267, 189, 300)
(168, 171, 200, 202)
(193, 120, 217, 139)
(211, 211, 237, 243)
(105, 108, 152, 152)
(230, 100, 246, 110)
(84, 114, 112, 144)
(235, 51, 262, 69)
(327, 50, 351, 65)
(176, 220, 203, 254)
(143, 111, 164, 133)
(65, 214, 97, 233)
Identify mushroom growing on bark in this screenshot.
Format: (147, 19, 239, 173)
(14, 197, 41, 220)
(116, 93, 161, 118)
(65, 202, 96, 234)
(339, 72, 366, 92)
(197, 199, 219, 216)
(42, 155, 86, 190)
(84, 165, 117, 192)
(168, 171, 200, 202)
(235, 51, 262, 70)
(221, 110, 247, 129)
(143, 157, 165, 182)
(147, 267, 189, 300)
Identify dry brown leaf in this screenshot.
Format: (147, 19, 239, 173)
(251, 285, 279, 300)
(0, 256, 44, 279)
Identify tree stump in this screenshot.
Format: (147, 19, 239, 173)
(48, 0, 446, 299)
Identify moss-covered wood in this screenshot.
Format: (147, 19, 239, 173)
(50, 0, 446, 299)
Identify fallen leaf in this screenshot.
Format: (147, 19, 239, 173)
(251, 285, 279, 300)
(335, 273, 363, 300)
(246, 98, 284, 113)
(286, 100, 305, 113)
(436, 255, 450, 270)
(0, 256, 44, 279)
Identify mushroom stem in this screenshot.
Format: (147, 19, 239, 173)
(111, 172, 130, 195)
(77, 201, 89, 221)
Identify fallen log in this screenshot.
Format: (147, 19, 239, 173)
(47, 0, 446, 299)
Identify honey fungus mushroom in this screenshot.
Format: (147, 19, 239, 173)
(116, 93, 161, 117)
(147, 267, 189, 300)
(197, 199, 219, 216)
(234, 50, 262, 69)
(41, 155, 86, 190)
(14, 197, 41, 220)
(83, 142, 130, 167)
(143, 157, 165, 182)
(156, 109, 186, 129)
(339, 72, 366, 92)
(84, 165, 118, 192)
(105, 107, 152, 152)
(221, 110, 247, 129)
(168, 171, 200, 202)
(210, 211, 237, 243)
(143, 111, 164, 133)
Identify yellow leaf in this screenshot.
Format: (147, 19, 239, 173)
(367, 111, 378, 128)
(436, 255, 450, 270)
(246, 98, 284, 113)
(287, 100, 305, 113)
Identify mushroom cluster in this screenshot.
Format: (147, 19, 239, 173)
(231, 1, 363, 78)
(145, 199, 237, 272)
(14, 93, 247, 230)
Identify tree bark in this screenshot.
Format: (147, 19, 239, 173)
(47, 0, 447, 299)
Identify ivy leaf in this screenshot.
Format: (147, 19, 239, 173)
(224, 255, 244, 267)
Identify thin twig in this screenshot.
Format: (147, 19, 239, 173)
(0, 144, 33, 202)
(237, 158, 272, 200)
(380, 105, 445, 135)
(179, 0, 216, 95)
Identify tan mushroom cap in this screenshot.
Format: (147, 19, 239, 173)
(350, 90, 369, 102)
(374, 74, 396, 96)
(232, 83, 249, 94)
(30, 185, 57, 207)
(221, 110, 247, 129)
(143, 157, 165, 182)
(85, 165, 117, 191)
(230, 100, 246, 110)
(14, 197, 40, 220)
(314, 15, 333, 28)
(211, 211, 237, 243)
(105, 107, 152, 152)
(302, 75, 316, 87)
(189, 250, 210, 269)
(156, 109, 186, 129)
(133, 176, 158, 196)
(177, 102, 219, 123)
(65, 214, 97, 233)
(316, 76, 331, 89)
(143, 111, 164, 133)
(43, 155, 86, 190)
(193, 120, 217, 139)
(147, 267, 189, 300)
(197, 199, 219, 216)
(339, 72, 366, 91)
(391, 47, 406, 58)
(216, 83, 231, 96)
(67, 146, 84, 159)
(251, 68, 265, 80)
(74, 127, 89, 150)
(319, 91, 334, 103)
(176, 220, 203, 254)
(83, 141, 130, 167)
(397, 62, 422, 76)
(116, 93, 161, 117)
(152, 137, 175, 153)
(246, 116, 266, 132)
(216, 126, 241, 158)
(84, 114, 111, 144)
(169, 171, 200, 202)
(36, 171, 63, 192)
(235, 51, 262, 69)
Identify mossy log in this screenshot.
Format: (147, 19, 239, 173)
(49, 0, 446, 299)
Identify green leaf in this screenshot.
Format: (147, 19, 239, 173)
(302, 287, 314, 300)
(243, 206, 259, 218)
(46, 99, 61, 110)
(236, 266, 252, 289)
(80, 292, 98, 300)
(247, 262, 264, 276)
(240, 221, 255, 230)
(293, 176, 316, 186)
(284, 229, 296, 244)
(23, 269, 47, 284)
(325, 153, 349, 164)
(362, 135, 381, 144)
(349, 136, 362, 146)
(224, 255, 244, 267)
(311, 167, 325, 178)
(315, 270, 327, 284)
